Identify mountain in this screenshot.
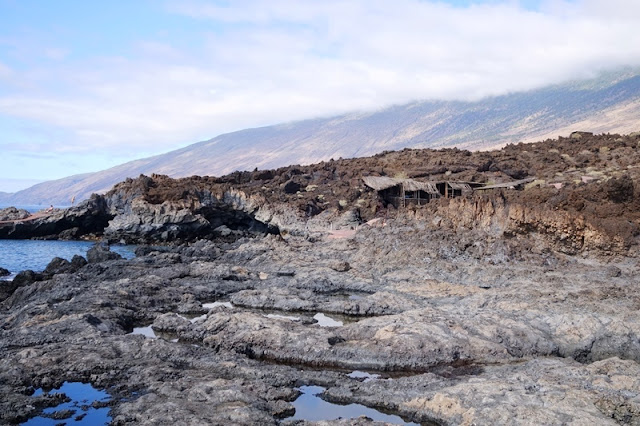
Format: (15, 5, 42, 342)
(2, 68, 640, 205)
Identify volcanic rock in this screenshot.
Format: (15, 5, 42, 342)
(283, 179, 302, 194)
(86, 244, 123, 263)
(12, 269, 41, 286)
(70, 255, 88, 270)
(0, 207, 31, 221)
(43, 257, 72, 276)
(330, 261, 351, 272)
(2, 133, 640, 425)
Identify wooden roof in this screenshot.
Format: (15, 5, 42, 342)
(475, 177, 536, 190)
(362, 176, 440, 194)
(447, 182, 473, 192)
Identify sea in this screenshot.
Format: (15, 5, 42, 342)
(0, 204, 134, 280)
(0, 240, 135, 280)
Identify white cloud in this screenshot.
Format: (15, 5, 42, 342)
(1, 0, 639, 158)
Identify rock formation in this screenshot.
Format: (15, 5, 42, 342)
(1, 133, 639, 424)
(2, 133, 639, 254)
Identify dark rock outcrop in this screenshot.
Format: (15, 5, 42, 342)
(42, 255, 87, 277)
(604, 174, 635, 203)
(0, 270, 42, 301)
(86, 244, 122, 263)
(283, 179, 302, 194)
(70, 255, 88, 270)
(2, 133, 640, 257)
(0, 207, 30, 221)
(0, 195, 112, 240)
(43, 257, 72, 276)
(0, 282, 17, 301)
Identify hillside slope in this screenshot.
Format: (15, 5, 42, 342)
(3, 69, 640, 205)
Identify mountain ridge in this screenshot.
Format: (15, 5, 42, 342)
(3, 69, 640, 206)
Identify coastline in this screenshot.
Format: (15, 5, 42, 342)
(1, 133, 639, 424)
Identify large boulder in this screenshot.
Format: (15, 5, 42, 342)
(43, 255, 87, 276)
(604, 175, 634, 203)
(283, 180, 302, 194)
(70, 254, 88, 270)
(43, 257, 72, 276)
(87, 244, 123, 263)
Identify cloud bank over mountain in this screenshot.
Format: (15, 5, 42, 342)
(2, 68, 639, 206)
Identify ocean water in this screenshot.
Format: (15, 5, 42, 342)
(0, 203, 77, 213)
(0, 240, 135, 279)
(0, 204, 70, 214)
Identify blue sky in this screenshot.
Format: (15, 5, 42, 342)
(0, 0, 639, 193)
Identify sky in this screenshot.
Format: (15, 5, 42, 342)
(1, 0, 639, 193)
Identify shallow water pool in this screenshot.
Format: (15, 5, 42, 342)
(23, 381, 111, 425)
(284, 385, 418, 425)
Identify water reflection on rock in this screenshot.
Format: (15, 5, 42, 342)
(313, 313, 343, 327)
(130, 325, 156, 338)
(347, 370, 381, 382)
(265, 313, 301, 321)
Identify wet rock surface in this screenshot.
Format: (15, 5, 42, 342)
(1, 225, 639, 425)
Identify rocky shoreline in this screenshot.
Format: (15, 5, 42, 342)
(1, 229, 639, 425)
(1, 134, 640, 424)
